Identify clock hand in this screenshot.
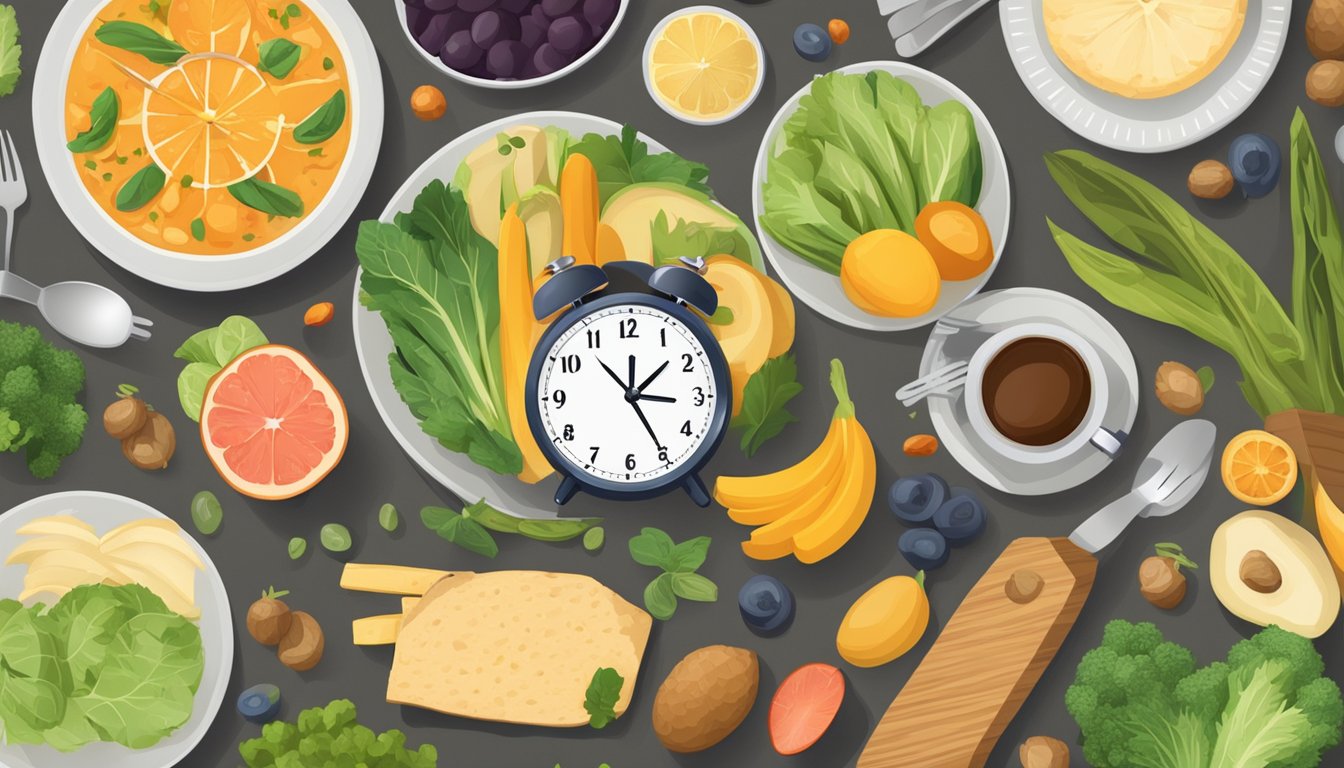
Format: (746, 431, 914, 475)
(597, 358, 630, 392)
(635, 360, 670, 394)
(639, 394, 678, 404)
(629, 399, 664, 451)
(628, 355, 636, 389)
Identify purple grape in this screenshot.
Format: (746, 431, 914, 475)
(532, 42, 572, 74)
(417, 12, 458, 53)
(472, 10, 520, 48)
(530, 4, 548, 23)
(540, 0, 578, 17)
(582, 0, 617, 29)
(500, 0, 532, 12)
(405, 5, 431, 38)
(424, 0, 457, 11)
(520, 15, 547, 49)
(486, 40, 529, 77)
(440, 29, 485, 70)
(547, 15, 590, 55)
(403, 0, 427, 8)
(457, 0, 497, 11)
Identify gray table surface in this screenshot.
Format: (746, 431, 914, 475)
(2, 1, 1341, 766)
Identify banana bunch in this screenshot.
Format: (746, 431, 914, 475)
(714, 359, 876, 563)
(6, 514, 204, 619)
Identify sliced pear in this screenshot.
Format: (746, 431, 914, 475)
(16, 515, 99, 543)
(100, 524, 204, 569)
(5, 536, 105, 566)
(104, 549, 199, 598)
(108, 561, 199, 619)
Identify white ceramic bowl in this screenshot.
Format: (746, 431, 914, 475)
(751, 61, 1011, 333)
(394, 0, 629, 91)
(32, 0, 384, 292)
(642, 6, 766, 126)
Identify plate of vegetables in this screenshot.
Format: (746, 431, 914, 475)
(753, 61, 1010, 332)
(0, 491, 233, 768)
(352, 111, 801, 518)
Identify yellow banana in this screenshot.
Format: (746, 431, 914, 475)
(741, 430, 851, 560)
(715, 412, 846, 512)
(793, 417, 876, 564)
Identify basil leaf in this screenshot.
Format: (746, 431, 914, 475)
(257, 38, 301, 79)
(94, 21, 187, 65)
(666, 536, 711, 573)
(421, 506, 498, 558)
(461, 500, 522, 534)
(731, 353, 804, 457)
(228, 177, 304, 218)
(643, 574, 677, 620)
(583, 668, 624, 729)
(115, 163, 165, 211)
(628, 527, 675, 568)
(293, 89, 345, 144)
(67, 87, 119, 153)
(670, 572, 718, 602)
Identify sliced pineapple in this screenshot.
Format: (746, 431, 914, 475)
(1043, 0, 1247, 99)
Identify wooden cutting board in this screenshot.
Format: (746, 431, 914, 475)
(858, 537, 1097, 768)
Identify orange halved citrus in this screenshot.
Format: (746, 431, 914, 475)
(648, 11, 760, 121)
(168, 0, 256, 58)
(142, 53, 284, 189)
(201, 345, 348, 501)
(1221, 429, 1298, 506)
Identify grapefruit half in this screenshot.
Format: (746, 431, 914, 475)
(201, 345, 348, 500)
(769, 663, 845, 755)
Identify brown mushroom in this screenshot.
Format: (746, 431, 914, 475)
(121, 410, 176, 470)
(1139, 543, 1197, 609)
(246, 587, 293, 646)
(278, 610, 325, 671)
(1019, 736, 1070, 768)
(103, 396, 147, 440)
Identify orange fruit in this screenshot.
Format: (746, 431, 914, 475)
(143, 53, 284, 189)
(769, 663, 845, 755)
(1221, 429, 1297, 505)
(647, 11, 761, 121)
(201, 345, 348, 500)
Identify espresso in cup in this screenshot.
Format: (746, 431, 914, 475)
(980, 337, 1091, 446)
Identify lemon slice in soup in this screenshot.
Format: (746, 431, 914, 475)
(143, 54, 284, 189)
(169, 0, 254, 58)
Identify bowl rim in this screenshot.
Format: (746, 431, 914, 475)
(31, 0, 384, 291)
(641, 4, 766, 126)
(392, 0, 631, 90)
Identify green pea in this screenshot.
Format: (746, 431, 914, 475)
(320, 523, 352, 553)
(378, 503, 399, 532)
(583, 526, 605, 552)
(288, 537, 307, 560)
(190, 491, 223, 535)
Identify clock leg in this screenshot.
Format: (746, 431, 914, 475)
(554, 475, 581, 506)
(683, 474, 711, 507)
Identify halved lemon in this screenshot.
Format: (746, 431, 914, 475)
(142, 53, 284, 189)
(1221, 429, 1298, 506)
(1043, 0, 1246, 99)
(646, 10, 762, 123)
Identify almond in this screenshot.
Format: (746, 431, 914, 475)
(903, 434, 938, 457)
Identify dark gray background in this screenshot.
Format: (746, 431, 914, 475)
(1, 1, 1340, 766)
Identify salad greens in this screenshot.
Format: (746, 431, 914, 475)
(1067, 620, 1342, 768)
(761, 70, 982, 274)
(1045, 110, 1344, 418)
(240, 699, 438, 768)
(0, 320, 88, 478)
(0, 5, 18, 98)
(174, 316, 269, 422)
(568, 125, 712, 206)
(0, 583, 204, 752)
(628, 527, 718, 621)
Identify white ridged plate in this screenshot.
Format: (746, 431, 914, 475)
(999, 0, 1290, 153)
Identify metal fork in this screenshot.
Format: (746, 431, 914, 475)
(0, 131, 153, 347)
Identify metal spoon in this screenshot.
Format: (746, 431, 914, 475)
(0, 271, 152, 348)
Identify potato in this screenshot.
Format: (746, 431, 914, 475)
(277, 610, 325, 671)
(1020, 736, 1070, 768)
(1307, 60, 1344, 106)
(1308, 0, 1344, 60)
(652, 645, 758, 753)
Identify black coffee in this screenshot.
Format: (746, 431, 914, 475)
(981, 337, 1090, 447)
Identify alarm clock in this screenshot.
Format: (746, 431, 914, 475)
(525, 256, 732, 507)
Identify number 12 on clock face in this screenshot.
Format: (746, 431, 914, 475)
(535, 304, 718, 486)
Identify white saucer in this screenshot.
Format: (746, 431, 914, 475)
(917, 288, 1139, 496)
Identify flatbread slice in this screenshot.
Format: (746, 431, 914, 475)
(386, 570, 652, 727)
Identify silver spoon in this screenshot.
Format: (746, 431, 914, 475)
(0, 270, 152, 348)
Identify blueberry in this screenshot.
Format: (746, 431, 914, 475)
(237, 684, 282, 724)
(1228, 133, 1281, 198)
(932, 491, 987, 546)
(888, 473, 950, 527)
(794, 23, 832, 63)
(899, 528, 949, 570)
(738, 574, 795, 636)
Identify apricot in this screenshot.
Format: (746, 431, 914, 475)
(409, 85, 446, 121)
(915, 202, 993, 281)
(840, 230, 940, 318)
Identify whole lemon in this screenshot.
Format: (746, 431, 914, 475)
(840, 230, 940, 317)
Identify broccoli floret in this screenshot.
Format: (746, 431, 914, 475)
(0, 320, 87, 478)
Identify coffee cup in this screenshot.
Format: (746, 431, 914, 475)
(962, 323, 1125, 465)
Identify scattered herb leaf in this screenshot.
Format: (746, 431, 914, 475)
(583, 668, 624, 729)
(67, 87, 119, 152)
(293, 89, 345, 144)
(115, 162, 166, 211)
(288, 537, 307, 560)
(173, 316, 269, 421)
(583, 526, 604, 551)
(320, 523, 352, 553)
(732, 353, 803, 457)
(421, 506, 498, 558)
(628, 528, 717, 620)
(322, 56, 333, 70)
(190, 217, 205, 242)
(1197, 366, 1215, 393)
(258, 38, 301, 79)
(378, 503, 399, 532)
(95, 20, 187, 65)
(228, 177, 304, 218)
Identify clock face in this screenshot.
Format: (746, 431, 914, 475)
(535, 303, 719, 486)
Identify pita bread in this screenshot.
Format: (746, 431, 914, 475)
(386, 570, 652, 727)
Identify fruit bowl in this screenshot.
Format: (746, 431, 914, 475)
(394, 0, 629, 91)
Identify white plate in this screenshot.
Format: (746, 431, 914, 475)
(0, 491, 233, 768)
(751, 61, 1011, 333)
(918, 288, 1139, 496)
(393, 0, 629, 91)
(642, 6, 766, 126)
(354, 111, 697, 518)
(999, 0, 1291, 153)
(32, 0, 384, 292)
